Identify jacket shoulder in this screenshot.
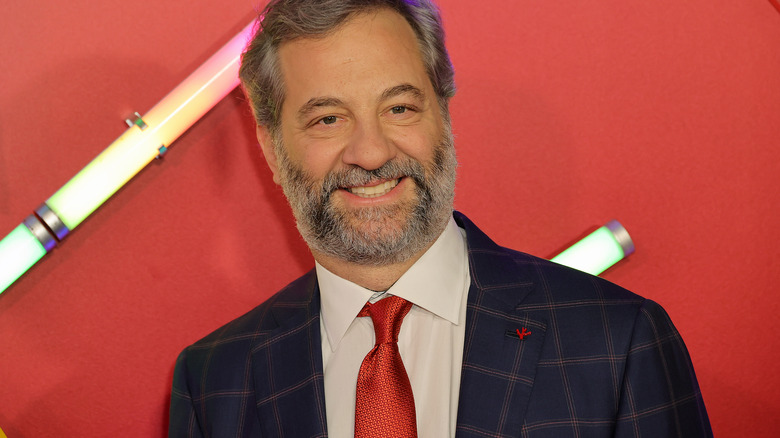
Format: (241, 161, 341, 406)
(183, 269, 317, 358)
(514, 248, 642, 304)
(454, 211, 642, 307)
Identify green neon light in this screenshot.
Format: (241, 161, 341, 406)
(551, 222, 631, 276)
(0, 224, 47, 294)
(45, 127, 151, 230)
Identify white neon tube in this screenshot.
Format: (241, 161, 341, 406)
(551, 220, 635, 275)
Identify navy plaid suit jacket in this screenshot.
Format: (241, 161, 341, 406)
(169, 212, 712, 437)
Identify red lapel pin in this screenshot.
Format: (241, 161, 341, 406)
(516, 327, 532, 339)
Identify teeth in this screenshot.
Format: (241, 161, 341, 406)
(348, 179, 399, 198)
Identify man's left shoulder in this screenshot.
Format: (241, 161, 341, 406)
(517, 249, 642, 305)
(455, 211, 642, 306)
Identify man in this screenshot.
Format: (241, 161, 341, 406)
(169, 0, 712, 436)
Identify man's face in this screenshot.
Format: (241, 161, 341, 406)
(261, 8, 456, 266)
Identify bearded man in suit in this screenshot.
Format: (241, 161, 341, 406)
(169, 0, 712, 436)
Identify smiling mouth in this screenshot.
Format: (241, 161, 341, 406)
(346, 178, 401, 198)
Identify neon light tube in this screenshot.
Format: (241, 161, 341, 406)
(0, 224, 47, 294)
(47, 21, 255, 231)
(551, 220, 635, 276)
(0, 21, 256, 294)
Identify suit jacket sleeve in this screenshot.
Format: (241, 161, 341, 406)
(614, 299, 712, 437)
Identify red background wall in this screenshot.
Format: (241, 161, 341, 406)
(1, 0, 779, 436)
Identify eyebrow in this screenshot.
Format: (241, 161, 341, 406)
(295, 83, 427, 122)
(297, 97, 345, 122)
(380, 83, 425, 103)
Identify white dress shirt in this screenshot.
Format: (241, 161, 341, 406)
(317, 217, 471, 437)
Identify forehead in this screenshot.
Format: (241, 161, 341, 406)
(276, 8, 432, 110)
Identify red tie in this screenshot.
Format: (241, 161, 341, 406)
(354, 295, 417, 437)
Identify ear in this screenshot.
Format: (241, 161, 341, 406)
(256, 124, 281, 185)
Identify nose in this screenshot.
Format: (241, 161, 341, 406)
(341, 119, 397, 171)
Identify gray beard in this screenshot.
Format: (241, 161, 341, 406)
(274, 127, 457, 266)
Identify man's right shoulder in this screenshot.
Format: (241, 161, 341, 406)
(169, 269, 323, 435)
(183, 268, 318, 355)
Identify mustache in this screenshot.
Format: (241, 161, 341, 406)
(319, 158, 427, 195)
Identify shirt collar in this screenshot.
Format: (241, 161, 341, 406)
(317, 217, 468, 352)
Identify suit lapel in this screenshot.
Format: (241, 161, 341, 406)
(455, 213, 547, 437)
(250, 272, 328, 437)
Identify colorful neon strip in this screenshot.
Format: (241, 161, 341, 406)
(47, 22, 255, 230)
(0, 21, 256, 294)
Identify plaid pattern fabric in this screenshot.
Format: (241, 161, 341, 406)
(169, 272, 328, 437)
(453, 213, 711, 437)
(169, 212, 712, 437)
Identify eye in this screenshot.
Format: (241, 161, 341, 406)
(390, 106, 408, 114)
(319, 115, 338, 125)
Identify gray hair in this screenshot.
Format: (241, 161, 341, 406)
(238, 0, 456, 132)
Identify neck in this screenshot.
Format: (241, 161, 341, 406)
(311, 240, 436, 291)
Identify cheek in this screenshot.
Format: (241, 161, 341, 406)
(394, 122, 443, 163)
(279, 121, 345, 179)
(295, 138, 346, 179)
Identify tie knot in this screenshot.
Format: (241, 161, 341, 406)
(359, 295, 413, 345)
